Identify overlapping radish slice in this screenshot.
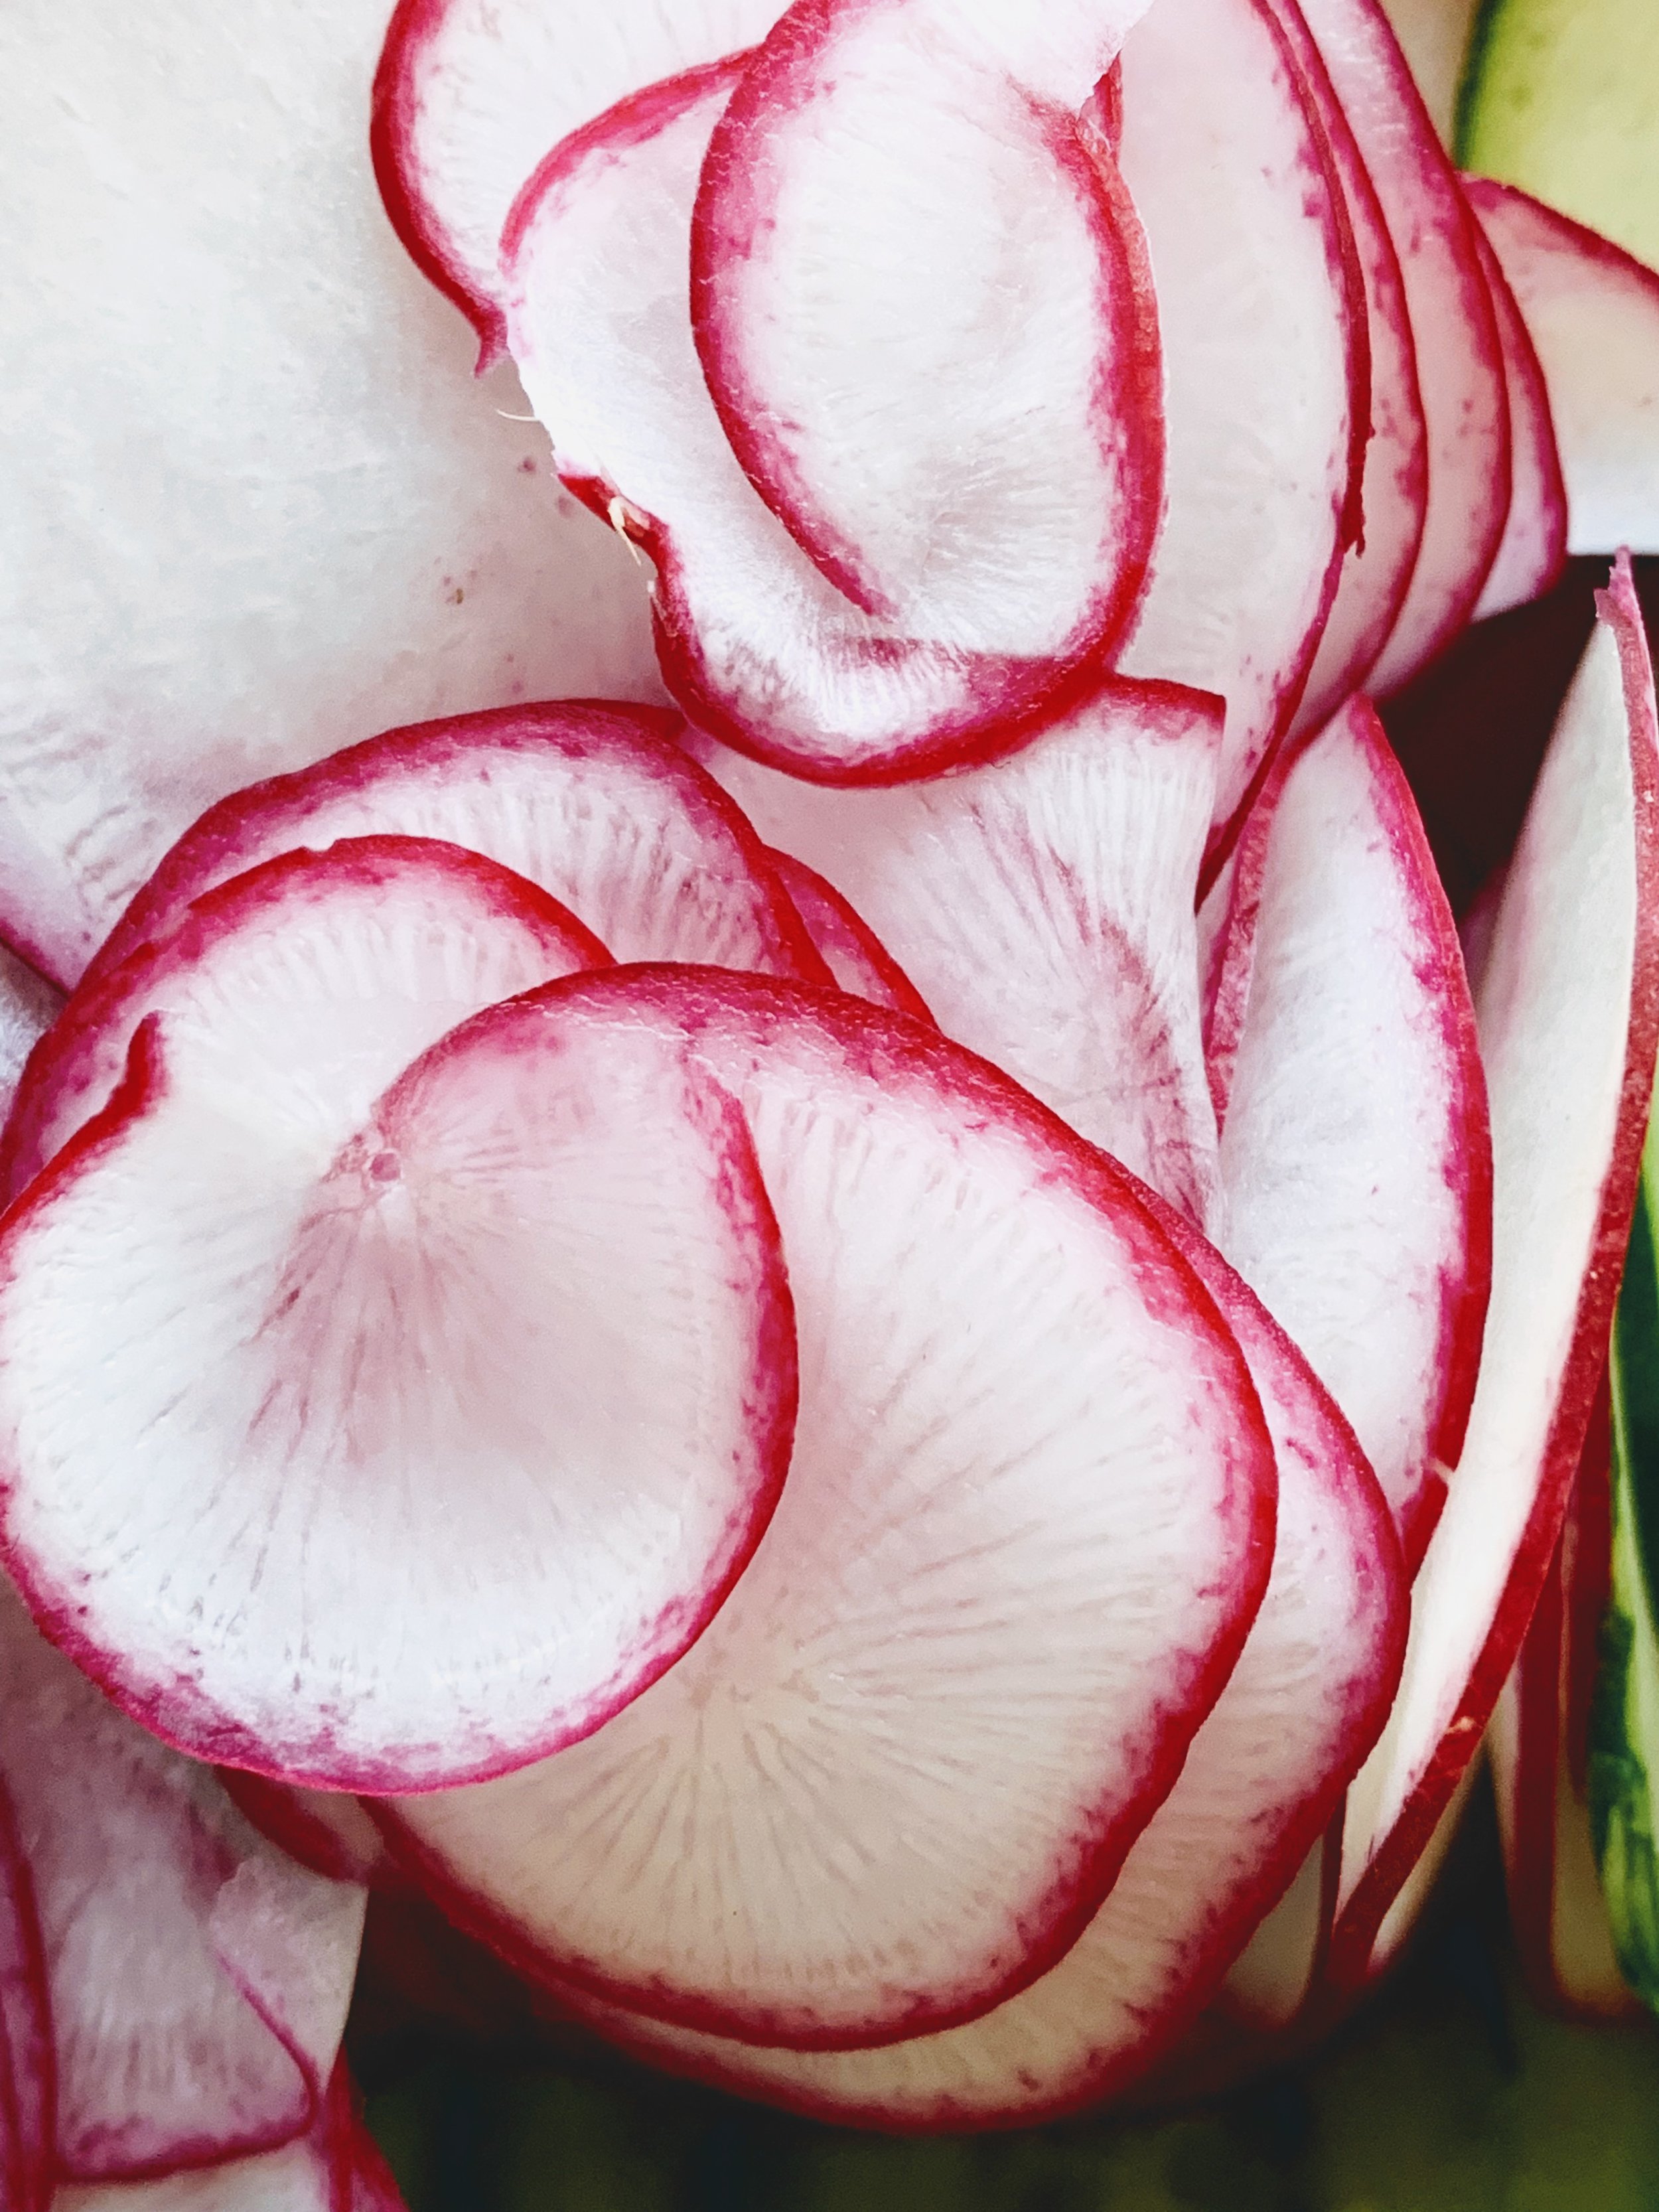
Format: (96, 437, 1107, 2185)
(1213, 698, 1492, 1569)
(0, 1578, 364, 2185)
(690, 3, 1162, 667)
(539, 1224, 1403, 2128)
(0, 1775, 49, 2212)
(0, 840, 797, 1790)
(502, 57, 1163, 782)
(3, 0, 661, 994)
(1294, 0, 1511, 696)
(1331, 557, 1659, 1987)
(384, 970, 1275, 2051)
(1465, 181, 1659, 557)
(0, 944, 60, 1132)
(1106, 0, 1358, 843)
(761, 853, 934, 1022)
(1469, 216, 1569, 621)
(371, 0, 784, 364)
(687, 679, 1225, 1226)
(217, 1776, 395, 1891)
(79, 700, 824, 999)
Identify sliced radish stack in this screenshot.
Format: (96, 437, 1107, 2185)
(1212, 697, 1492, 1568)
(80, 700, 826, 998)
(760, 853, 934, 1022)
(687, 678, 1225, 1225)
(502, 59, 1163, 782)
(1465, 181, 1659, 557)
(1469, 214, 1569, 621)
(1331, 556, 1659, 1987)
(384, 970, 1276, 2051)
(0, 841, 798, 1790)
(538, 1217, 1404, 2126)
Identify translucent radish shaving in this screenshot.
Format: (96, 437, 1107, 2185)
(0, 844, 797, 1790)
(382, 969, 1275, 2051)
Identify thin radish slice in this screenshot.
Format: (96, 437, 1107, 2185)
(1295, 0, 1512, 697)
(1331, 556, 1659, 1987)
(1465, 181, 1659, 556)
(383, 968, 1275, 2052)
(0, 1579, 364, 2185)
(687, 679, 1225, 1225)
(504, 61, 1162, 783)
(1106, 0, 1358, 844)
(3, 0, 661, 993)
(0, 1779, 50, 2212)
(762, 853, 934, 1022)
(80, 700, 825, 999)
(1214, 698, 1492, 1570)
(690, 5, 1162, 661)
(1469, 214, 1569, 619)
(2, 836, 608, 1205)
(217, 1777, 394, 1892)
(533, 1222, 1403, 2127)
(372, 0, 784, 366)
(0, 844, 796, 1791)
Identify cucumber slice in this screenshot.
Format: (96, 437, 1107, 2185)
(1458, 0, 1659, 271)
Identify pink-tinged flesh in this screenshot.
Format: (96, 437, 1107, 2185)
(689, 3, 1163, 662)
(687, 680, 1225, 1226)
(2, 0, 663, 992)
(0, 1580, 363, 2185)
(761, 852, 935, 1022)
(1259, 0, 1429, 732)
(0, 843, 798, 1792)
(529, 1203, 1404, 2128)
(1331, 558, 1659, 1986)
(1469, 214, 1569, 620)
(383, 969, 1275, 2052)
(1108, 0, 1357, 843)
(1465, 181, 1659, 558)
(1295, 0, 1511, 696)
(1214, 698, 1492, 1571)
(80, 700, 826, 999)
(502, 66, 1159, 782)
(372, 0, 786, 363)
(0, 1775, 50, 2212)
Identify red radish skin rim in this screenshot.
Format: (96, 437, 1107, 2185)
(1469, 212, 1568, 622)
(762, 851, 937, 1023)
(1329, 556, 1659, 1985)
(216, 1773, 394, 1892)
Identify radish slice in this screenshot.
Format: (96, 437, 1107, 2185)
(531, 1220, 1403, 2126)
(1465, 181, 1659, 557)
(503, 62, 1161, 782)
(1469, 214, 1569, 620)
(80, 701, 825, 998)
(1106, 0, 1358, 843)
(761, 853, 934, 1022)
(1295, 0, 1512, 696)
(384, 969, 1276, 2051)
(1214, 698, 1492, 1569)
(0, 844, 796, 1791)
(3, 0, 661, 992)
(690, 7, 1162, 660)
(0, 1780, 49, 2212)
(686, 679, 1224, 1225)
(371, 0, 784, 365)
(1331, 556, 1659, 1986)
(217, 1776, 394, 1891)
(0, 1579, 364, 2185)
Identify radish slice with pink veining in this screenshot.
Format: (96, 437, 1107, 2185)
(1470, 210, 1569, 621)
(762, 852, 934, 1021)
(0, 843, 796, 1791)
(384, 968, 1275, 2051)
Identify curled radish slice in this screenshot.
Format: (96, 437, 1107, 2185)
(81, 700, 824, 997)
(1106, 0, 1358, 843)
(0, 844, 796, 1790)
(762, 852, 934, 1022)
(1295, 0, 1512, 696)
(541, 1226, 1404, 2126)
(691, 5, 1162, 661)
(1465, 180, 1659, 557)
(0, 1580, 363, 2185)
(688, 679, 1224, 1225)
(384, 970, 1275, 2051)
(1212, 698, 1492, 1569)
(1332, 558, 1659, 1987)
(502, 64, 1155, 782)
(1469, 214, 1568, 621)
